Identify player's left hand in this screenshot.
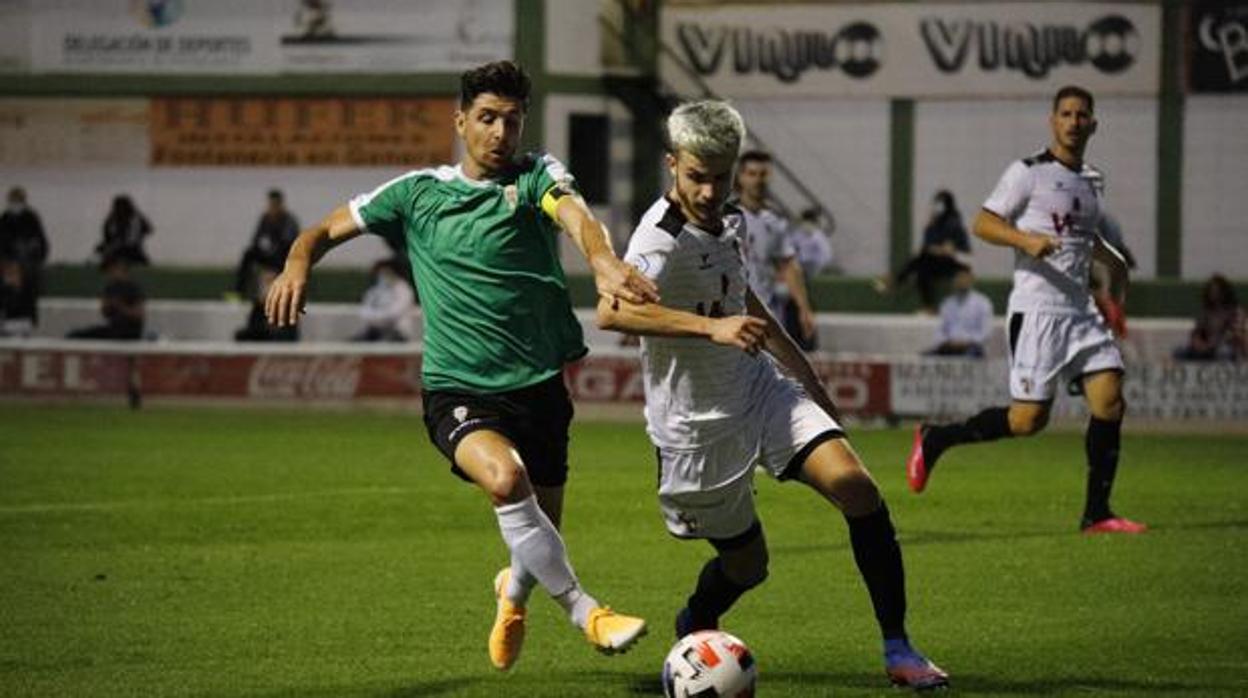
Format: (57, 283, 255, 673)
(592, 255, 660, 305)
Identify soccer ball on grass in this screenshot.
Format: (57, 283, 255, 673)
(661, 630, 756, 697)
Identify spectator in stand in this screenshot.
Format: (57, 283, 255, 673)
(776, 206, 837, 351)
(235, 268, 298, 342)
(925, 266, 993, 358)
(232, 189, 301, 298)
(876, 190, 970, 314)
(791, 206, 837, 278)
(0, 259, 36, 337)
(353, 259, 415, 342)
(0, 186, 49, 329)
(1174, 274, 1246, 362)
(96, 195, 153, 267)
(66, 256, 146, 340)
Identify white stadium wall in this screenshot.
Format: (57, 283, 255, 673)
(1182, 95, 1248, 281)
(913, 97, 1160, 279)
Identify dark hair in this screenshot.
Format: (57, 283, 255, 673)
(738, 150, 771, 166)
(267, 189, 284, 202)
(111, 195, 135, 217)
(933, 189, 957, 213)
(460, 61, 530, 111)
(1053, 85, 1094, 113)
(1203, 274, 1238, 310)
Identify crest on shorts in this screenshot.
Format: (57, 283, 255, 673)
(1020, 378, 1033, 395)
(504, 184, 518, 211)
(453, 406, 469, 423)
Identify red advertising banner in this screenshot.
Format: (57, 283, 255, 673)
(0, 347, 892, 416)
(5, 345, 1244, 420)
(0, 348, 422, 399)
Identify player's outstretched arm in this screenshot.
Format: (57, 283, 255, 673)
(596, 296, 767, 354)
(745, 288, 841, 421)
(265, 205, 361, 327)
(973, 209, 1059, 259)
(553, 196, 659, 305)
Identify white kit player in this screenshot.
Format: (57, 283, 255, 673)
(597, 100, 948, 691)
(906, 86, 1146, 535)
(734, 151, 817, 347)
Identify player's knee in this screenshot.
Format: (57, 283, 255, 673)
(483, 460, 532, 503)
(830, 470, 882, 518)
(1009, 409, 1049, 436)
(1093, 395, 1126, 421)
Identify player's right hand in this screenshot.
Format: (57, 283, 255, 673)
(709, 316, 768, 355)
(1021, 232, 1061, 259)
(264, 268, 308, 327)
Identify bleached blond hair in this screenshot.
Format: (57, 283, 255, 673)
(666, 100, 746, 162)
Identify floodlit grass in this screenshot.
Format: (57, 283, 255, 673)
(1, 404, 1245, 697)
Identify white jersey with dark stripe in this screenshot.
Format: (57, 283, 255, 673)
(982, 149, 1104, 315)
(624, 197, 782, 450)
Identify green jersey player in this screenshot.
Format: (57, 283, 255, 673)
(266, 60, 655, 671)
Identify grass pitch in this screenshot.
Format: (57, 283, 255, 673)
(1, 404, 1245, 697)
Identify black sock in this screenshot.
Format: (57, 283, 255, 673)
(924, 406, 1012, 468)
(1082, 416, 1122, 526)
(846, 502, 907, 641)
(686, 558, 755, 627)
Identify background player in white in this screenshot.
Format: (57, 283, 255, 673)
(906, 86, 1146, 535)
(734, 151, 818, 348)
(597, 100, 948, 690)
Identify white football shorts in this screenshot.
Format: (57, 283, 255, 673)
(1006, 309, 1124, 401)
(656, 374, 842, 540)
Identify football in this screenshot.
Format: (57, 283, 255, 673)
(661, 630, 757, 698)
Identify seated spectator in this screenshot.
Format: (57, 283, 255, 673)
(352, 259, 415, 342)
(95, 195, 152, 267)
(0, 186, 49, 328)
(0, 258, 36, 337)
(66, 256, 146, 340)
(235, 268, 298, 342)
(231, 189, 300, 297)
(926, 267, 992, 358)
(1174, 274, 1246, 362)
(876, 189, 970, 314)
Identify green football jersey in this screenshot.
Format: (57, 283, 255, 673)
(349, 152, 586, 393)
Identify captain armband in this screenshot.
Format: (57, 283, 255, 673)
(539, 180, 577, 221)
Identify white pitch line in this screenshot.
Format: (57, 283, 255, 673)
(0, 487, 413, 514)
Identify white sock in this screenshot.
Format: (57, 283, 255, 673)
(506, 555, 538, 605)
(495, 496, 599, 627)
